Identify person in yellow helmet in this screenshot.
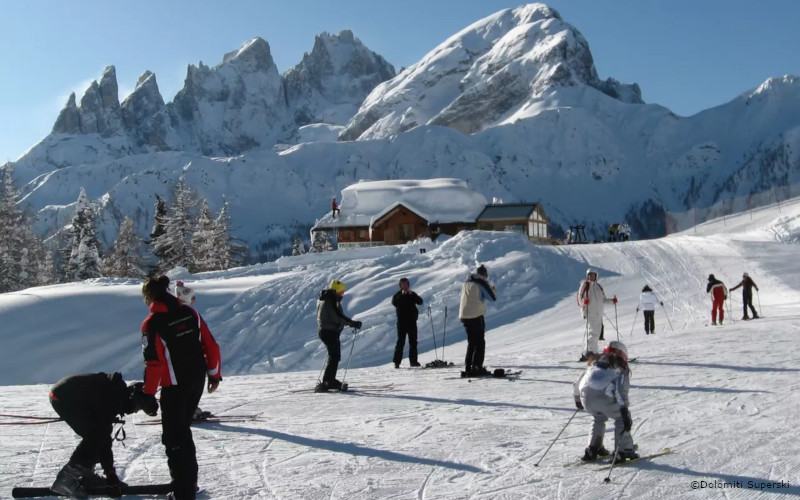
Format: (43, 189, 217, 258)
(315, 279, 362, 392)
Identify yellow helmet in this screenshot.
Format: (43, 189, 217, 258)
(330, 279, 346, 293)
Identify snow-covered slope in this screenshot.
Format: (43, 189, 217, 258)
(2, 198, 800, 498)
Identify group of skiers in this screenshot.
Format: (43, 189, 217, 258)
(707, 273, 760, 324)
(49, 277, 222, 500)
(608, 223, 631, 242)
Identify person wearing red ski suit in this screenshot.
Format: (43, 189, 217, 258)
(706, 274, 727, 325)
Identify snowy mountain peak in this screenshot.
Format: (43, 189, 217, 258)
(51, 92, 79, 134)
(750, 74, 800, 97)
(339, 2, 642, 140)
(284, 30, 396, 126)
(221, 37, 276, 73)
(121, 70, 165, 132)
(98, 65, 120, 109)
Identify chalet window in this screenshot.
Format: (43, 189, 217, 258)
(359, 230, 367, 239)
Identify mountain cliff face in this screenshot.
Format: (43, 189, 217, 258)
(8, 4, 800, 261)
(339, 4, 641, 141)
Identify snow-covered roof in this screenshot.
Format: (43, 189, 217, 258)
(313, 178, 488, 229)
(477, 203, 542, 221)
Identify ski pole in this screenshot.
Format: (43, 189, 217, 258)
(584, 313, 590, 354)
(428, 306, 439, 359)
(756, 289, 763, 317)
(441, 305, 448, 362)
(316, 353, 329, 384)
(659, 302, 674, 331)
(726, 295, 736, 323)
(614, 302, 620, 341)
(340, 328, 360, 387)
(630, 308, 639, 336)
(534, 408, 580, 467)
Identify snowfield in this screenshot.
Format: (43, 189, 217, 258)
(2, 198, 800, 499)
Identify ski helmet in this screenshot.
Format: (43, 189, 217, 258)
(603, 340, 628, 361)
(743, 272, 749, 278)
(586, 268, 597, 277)
(330, 279, 346, 293)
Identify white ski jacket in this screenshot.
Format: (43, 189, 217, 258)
(638, 291, 661, 311)
(573, 356, 631, 408)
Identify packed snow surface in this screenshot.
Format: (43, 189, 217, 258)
(2, 198, 800, 498)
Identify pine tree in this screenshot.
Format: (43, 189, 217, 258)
(291, 237, 307, 256)
(104, 217, 146, 278)
(151, 181, 198, 273)
(65, 187, 103, 281)
(191, 199, 217, 272)
(309, 230, 334, 253)
(211, 199, 235, 270)
(149, 195, 168, 267)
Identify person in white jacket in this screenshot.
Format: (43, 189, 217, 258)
(577, 269, 617, 361)
(573, 341, 639, 463)
(637, 284, 663, 335)
(458, 265, 497, 376)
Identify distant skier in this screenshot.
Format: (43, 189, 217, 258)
(607, 224, 619, 242)
(391, 277, 423, 368)
(141, 275, 222, 500)
(316, 279, 362, 391)
(637, 285, 664, 335)
(578, 269, 617, 361)
(617, 223, 631, 242)
(573, 341, 639, 463)
(49, 372, 151, 498)
(458, 265, 497, 376)
(331, 197, 340, 219)
(706, 274, 728, 325)
(729, 272, 759, 320)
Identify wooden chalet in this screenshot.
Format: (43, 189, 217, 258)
(476, 203, 550, 242)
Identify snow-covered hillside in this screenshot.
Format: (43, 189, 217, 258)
(2, 197, 800, 498)
(7, 3, 800, 258)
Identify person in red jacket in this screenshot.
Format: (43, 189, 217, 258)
(706, 274, 728, 325)
(331, 197, 340, 219)
(141, 276, 222, 500)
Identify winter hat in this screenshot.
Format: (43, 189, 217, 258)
(399, 277, 410, 287)
(174, 280, 195, 304)
(743, 272, 749, 278)
(642, 285, 652, 292)
(476, 265, 488, 277)
(708, 274, 715, 281)
(603, 340, 628, 361)
(330, 279, 346, 293)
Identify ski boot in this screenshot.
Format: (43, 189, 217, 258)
(80, 469, 107, 488)
(410, 362, 421, 367)
(193, 407, 213, 420)
(611, 449, 640, 464)
(314, 381, 330, 393)
(52, 463, 89, 499)
(581, 445, 610, 462)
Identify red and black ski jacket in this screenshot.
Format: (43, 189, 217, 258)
(706, 278, 727, 301)
(141, 293, 222, 396)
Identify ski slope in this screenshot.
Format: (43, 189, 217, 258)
(2, 198, 800, 499)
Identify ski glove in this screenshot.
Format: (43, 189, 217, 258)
(575, 399, 584, 410)
(660, 301, 664, 306)
(612, 296, 618, 304)
(208, 377, 221, 394)
(583, 298, 589, 305)
(350, 320, 363, 329)
(620, 406, 632, 433)
(136, 392, 159, 417)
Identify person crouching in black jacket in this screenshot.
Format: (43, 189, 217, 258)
(49, 372, 151, 498)
(391, 277, 423, 368)
(316, 279, 362, 391)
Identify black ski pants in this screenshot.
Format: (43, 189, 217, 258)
(462, 316, 486, 372)
(161, 379, 204, 500)
(643, 310, 655, 334)
(742, 291, 758, 318)
(50, 397, 114, 472)
(393, 321, 418, 366)
(319, 329, 341, 383)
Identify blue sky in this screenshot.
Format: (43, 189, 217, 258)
(1, 0, 797, 162)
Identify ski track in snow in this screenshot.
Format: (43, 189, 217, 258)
(2, 200, 800, 498)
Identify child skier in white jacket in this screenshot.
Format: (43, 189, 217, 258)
(637, 284, 663, 335)
(573, 341, 639, 462)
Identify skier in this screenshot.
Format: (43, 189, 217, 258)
(637, 285, 664, 335)
(391, 277, 423, 368)
(706, 274, 728, 325)
(316, 279, 362, 391)
(141, 276, 222, 500)
(458, 264, 497, 376)
(729, 272, 760, 320)
(607, 224, 618, 242)
(578, 269, 617, 361)
(173, 281, 211, 420)
(617, 222, 631, 242)
(331, 197, 340, 219)
(49, 372, 153, 498)
(573, 341, 639, 463)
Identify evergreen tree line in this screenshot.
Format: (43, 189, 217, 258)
(0, 164, 242, 292)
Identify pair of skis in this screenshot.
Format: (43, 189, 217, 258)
(13, 483, 172, 498)
(137, 413, 263, 426)
(563, 447, 672, 469)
